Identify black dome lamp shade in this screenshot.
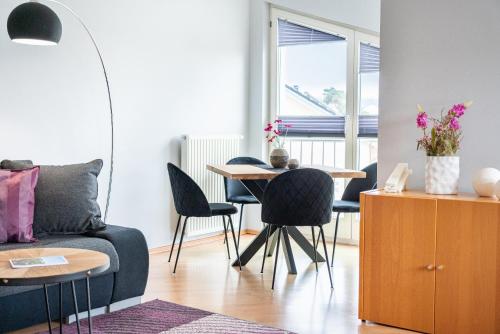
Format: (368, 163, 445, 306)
(7, 2, 62, 46)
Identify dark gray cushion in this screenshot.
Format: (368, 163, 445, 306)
(1, 160, 106, 235)
(0, 160, 34, 170)
(0, 234, 119, 297)
(332, 200, 360, 213)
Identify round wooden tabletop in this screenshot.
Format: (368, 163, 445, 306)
(0, 248, 110, 286)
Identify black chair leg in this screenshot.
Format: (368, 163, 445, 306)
(168, 215, 182, 262)
(311, 226, 318, 272)
(222, 216, 231, 259)
(271, 227, 282, 290)
(224, 203, 234, 244)
(260, 223, 271, 274)
(173, 217, 189, 274)
(331, 212, 340, 267)
(227, 215, 242, 271)
(320, 226, 334, 289)
(237, 204, 244, 249)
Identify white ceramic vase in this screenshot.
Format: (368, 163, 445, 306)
(425, 156, 460, 195)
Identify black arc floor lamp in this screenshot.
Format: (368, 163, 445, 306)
(7, 1, 114, 223)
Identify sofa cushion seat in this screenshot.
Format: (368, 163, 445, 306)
(0, 235, 119, 297)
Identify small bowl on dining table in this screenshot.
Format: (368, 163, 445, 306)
(288, 159, 300, 170)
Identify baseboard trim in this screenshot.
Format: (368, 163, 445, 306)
(149, 230, 258, 254)
(66, 306, 107, 324)
(107, 296, 142, 312)
(65, 297, 142, 323)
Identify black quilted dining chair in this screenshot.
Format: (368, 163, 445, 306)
(167, 163, 241, 273)
(224, 156, 267, 248)
(261, 168, 334, 289)
(329, 162, 377, 267)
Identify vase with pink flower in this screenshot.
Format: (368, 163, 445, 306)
(416, 101, 472, 194)
(265, 119, 292, 168)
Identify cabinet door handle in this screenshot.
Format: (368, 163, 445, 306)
(426, 264, 435, 271)
(436, 265, 445, 270)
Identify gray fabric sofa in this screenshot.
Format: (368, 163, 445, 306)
(0, 226, 149, 333)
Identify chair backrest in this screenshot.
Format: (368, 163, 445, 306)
(341, 162, 377, 202)
(224, 156, 267, 202)
(261, 168, 334, 227)
(167, 163, 211, 217)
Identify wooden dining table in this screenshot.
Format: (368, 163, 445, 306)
(207, 163, 366, 274)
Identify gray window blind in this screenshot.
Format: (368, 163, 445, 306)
(278, 19, 345, 47)
(360, 43, 380, 73)
(358, 115, 378, 138)
(278, 116, 345, 138)
(358, 43, 380, 137)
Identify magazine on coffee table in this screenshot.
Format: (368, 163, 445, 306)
(9, 256, 68, 269)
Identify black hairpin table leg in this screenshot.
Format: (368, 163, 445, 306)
(43, 284, 53, 334)
(59, 283, 63, 334)
(86, 277, 92, 334)
(71, 281, 81, 334)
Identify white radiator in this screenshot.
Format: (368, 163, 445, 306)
(181, 135, 243, 237)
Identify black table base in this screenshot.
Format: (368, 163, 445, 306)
(231, 179, 325, 273)
(43, 277, 92, 334)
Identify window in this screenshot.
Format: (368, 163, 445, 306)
(275, 18, 349, 138)
(270, 9, 380, 243)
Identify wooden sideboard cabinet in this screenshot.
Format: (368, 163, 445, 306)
(359, 190, 500, 334)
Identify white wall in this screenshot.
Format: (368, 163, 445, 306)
(379, 0, 500, 192)
(246, 0, 380, 230)
(0, 0, 250, 248)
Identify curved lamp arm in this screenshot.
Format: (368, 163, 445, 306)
(44, 0, 114, 222)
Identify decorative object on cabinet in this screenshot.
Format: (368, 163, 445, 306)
(425, 156, 460, 194)
(383, 163, 411, 193)
(473, 168, 500, 197)
(416, 101, 472, 194)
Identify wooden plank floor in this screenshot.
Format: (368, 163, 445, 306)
(12, 235, 418, 334)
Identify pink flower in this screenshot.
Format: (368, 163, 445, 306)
(284, 124, 292, 128)
(274, 129, 282, 135)
(449, 117, 460, 130)
(449, 104, 466, 118)
(274, 119, 283, 123)
(264, 123, 273, 132)
(267, 136, 276, 143)
(416, 112, 428, 129)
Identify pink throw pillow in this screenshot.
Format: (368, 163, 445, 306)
(0, 167, 40, 243)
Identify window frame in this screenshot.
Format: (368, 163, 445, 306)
(269, 8, 380, 172)
(353, 31, 380, 169)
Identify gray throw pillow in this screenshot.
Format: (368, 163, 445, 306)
(0, 159, 106, 235)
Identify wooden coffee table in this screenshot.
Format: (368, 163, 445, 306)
(0, 248, 110, 334)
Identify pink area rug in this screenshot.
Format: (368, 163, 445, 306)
(38, 299, 293, 334)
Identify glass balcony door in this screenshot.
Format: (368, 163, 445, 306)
(270, 8, 379, 244)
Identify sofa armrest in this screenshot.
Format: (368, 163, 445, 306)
(87, 225, 149, 303)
